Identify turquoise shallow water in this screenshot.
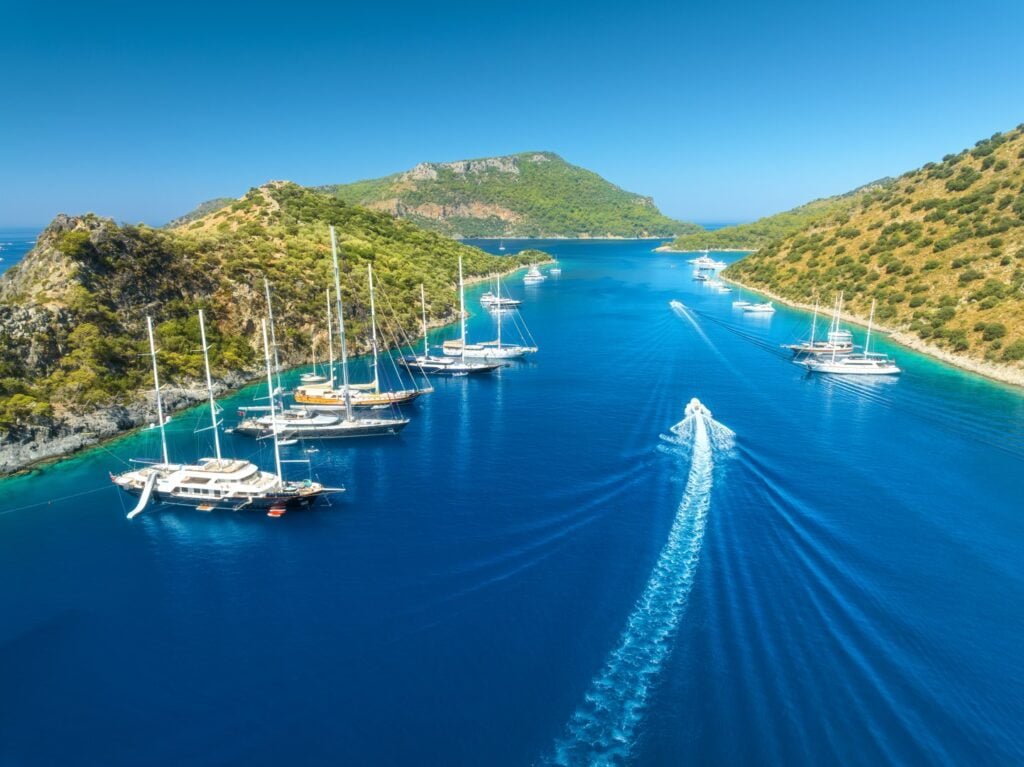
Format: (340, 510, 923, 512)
(1, 239, 1023, 765)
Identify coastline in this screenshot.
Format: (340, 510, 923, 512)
(0, 259, 547, 479)
(721, 276, 1024, 390)
(655, 244, 757, 253)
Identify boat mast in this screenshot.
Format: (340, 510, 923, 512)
(198, 309, 221, 462)
(496, 274, 502, 350)
(368, 263, 380, 394)
(330, 226, 354, 421)
(146, 316, 170, 465)
(458, 255, 467, 362)
(809, 300, 818, 346)
(420, 284, 429, 358)
(261, 319, 284, 488)
(325, 288, 335, 388)
(264, 277, 282, 393)
(866, 298, 876, 355)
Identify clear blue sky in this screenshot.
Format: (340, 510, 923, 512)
(2, 0, 1023, 227)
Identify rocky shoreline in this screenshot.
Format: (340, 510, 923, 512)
(722, 277, 1024, 389)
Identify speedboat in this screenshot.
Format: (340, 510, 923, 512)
(742, 302, 775, 314)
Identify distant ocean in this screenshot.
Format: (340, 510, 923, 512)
(696, 222, 740, 231)
(0, 227, 40, 276)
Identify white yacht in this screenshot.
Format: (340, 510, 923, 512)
(111, 313, 333, 516)
(443, 272, 537, 359)
(236, 406, 407, 439)
(401, 283, 502, 376)
(742, 301, 776, 314)
(523, 265, 546, 284)
(688, 250, 728, 270)
(480, 290, 521, 309)
(803, 299, 901, 376)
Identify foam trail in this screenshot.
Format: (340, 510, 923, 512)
(548, 398, 734, 766)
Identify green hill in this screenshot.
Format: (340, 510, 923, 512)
(0, 183, 543, 466)
(669, 179, 894, 251)
(163, 197, 234, 228)
(725, 125, 1024, 375)
(318, 152, 700, 238)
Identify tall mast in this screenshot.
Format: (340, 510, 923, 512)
(325, 288, 335, 388)
(866, 298, 876, 355)
(261, 318, 283, 487)
(809, 300, 818, 346)
(420, 284, 429, 358)
(198, 309, 222, 462)
(496, 274, 502, 349)
(458, 256, 467, 362)
(330, 226, 354, 421)
(146, 316, 170, 466)
(263, 277, 282, 394)
(368, 263, 380, 394)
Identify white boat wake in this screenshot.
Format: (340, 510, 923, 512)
(548, 398, 734, 766)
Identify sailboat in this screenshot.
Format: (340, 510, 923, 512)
(803, 298, 901, 375)
(784, 293, 854, 357)
(264, 277, 285, 394)
(300, 330, 328, 384)
(498, 239, 506, 252)
(295, 227, 429, 411)
(401, 284, 502, 376)
(111, 312, 333, 516)
(442, 271, 537, 359)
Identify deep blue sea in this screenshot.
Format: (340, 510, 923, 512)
(2, 239, 1023, 766)
(0, 227, 38, 277)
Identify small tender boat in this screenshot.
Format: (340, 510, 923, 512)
(692, 272, 709, 281)
(742, 302, 776, 314)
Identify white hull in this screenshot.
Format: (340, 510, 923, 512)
(804, 357, 901, 376)
(442, 343, 533, 359)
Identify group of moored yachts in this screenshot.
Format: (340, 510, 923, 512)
(782, 292, 901, 375)
(690, 249, 900, 376)
(111, 228, 550, 517)
(690, 250, 776, 314)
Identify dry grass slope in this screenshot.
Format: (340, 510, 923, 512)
(726, 125, 1024, 373)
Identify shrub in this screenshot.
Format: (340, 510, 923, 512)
(1002, 339, 1024, 361)
(982, 323, 1007, 342)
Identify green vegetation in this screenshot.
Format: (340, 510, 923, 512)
(669, 179, 894, 251)
(163, 197, 234, 228)
(317, 152, 699, 238)
(724, 125, 1024, 369)
(0, 184, 544, 434)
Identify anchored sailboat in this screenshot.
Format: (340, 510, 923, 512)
(803, 298, 901, 375)
(295, 227, 428, 411)
(784, 292, 855, 357)
(443, 272, 537, 359)
(112, 312, 333, 515)
(401, 284, 503, 376)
